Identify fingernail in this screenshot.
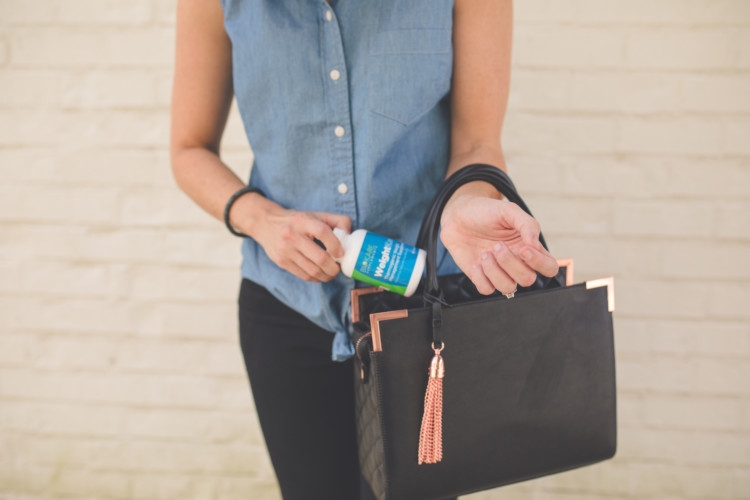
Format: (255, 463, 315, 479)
(493, 243, 504, 252)
(481, 252, 489, 260)
(522, 249, 533, 260)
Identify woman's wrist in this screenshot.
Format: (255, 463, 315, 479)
(224, 187, 267, 238)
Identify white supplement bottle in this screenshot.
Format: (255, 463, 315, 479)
(333, 228, 426, 297)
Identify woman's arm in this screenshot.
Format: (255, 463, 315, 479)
(170, 0, 349, 282)
(447, 0, 512, 178)
(170, 0, 244, 221)
(441, 0, 559, 295)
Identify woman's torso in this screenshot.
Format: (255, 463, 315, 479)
(220, 0, 457, 360)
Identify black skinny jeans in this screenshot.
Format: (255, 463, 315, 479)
(239, 279, 369, 500)
(238, 279, 457, 500)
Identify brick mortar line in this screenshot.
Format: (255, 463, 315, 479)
(597, 455, 749, 468)
(613, 313, 750, 322)
(0, 105, 173, 112)
(0, 289, 240, 300)
(513, 63, 750, 71)
(514, 110, 750, 118)
(543, 234, 750, 243)
(617, 391, 750, 401)
(0, 363, 248, 379)
(514, 21, 750, 28)
(512, 67, 750, 76)
(1, 326, 239, 344)
(511, 152, 750, 160)
(0, 222, 223, 231)
(2, 428, 268, 447)
(0, 220, 227, 231)
(0, 260, 240, 273)
(0, 329, 241, 340)
(2, 466, 267, 480)
(0, 260, 239, 272)
(617, 388, 750, 399)
(0, 25, 173, 33)
(615, 424, 750, 438)
(4, 63, 175, 71)
(0, 293, 243, 305)
(0, 20, 171, 27)
(605, 352, 750, 362)
(0, 394, 253, 412)
(0, 394, 255, 413)
(506, 151, 750, 161)
(0, 464, 274, 481)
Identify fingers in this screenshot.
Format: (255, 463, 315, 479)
(464, 263, 495, 296)
(519, 245, 560, 278)
(473, 245, 556, 296)
(311, 212, 352, 259)
(480, 251, 518, 296)
(470, 203, 557, 293)
(499, 202, 559, 278)
(464, 244, 533, 296)
(276, 212, 343, 282)
(491, 242, 538, 288)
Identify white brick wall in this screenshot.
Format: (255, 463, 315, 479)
(1, 1, 748, 499)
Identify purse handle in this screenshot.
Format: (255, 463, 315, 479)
(416, 164, 549, 299)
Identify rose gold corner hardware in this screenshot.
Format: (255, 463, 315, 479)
(557, 258, 574, 286)
(586, 277, 615, 312)
(370, 310, 409, 352)
(350, 287, 386, 323)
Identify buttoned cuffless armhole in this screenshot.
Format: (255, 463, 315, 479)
(368, 29, 453, 126)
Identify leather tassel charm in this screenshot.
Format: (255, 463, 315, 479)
(418, 345, 444, 465)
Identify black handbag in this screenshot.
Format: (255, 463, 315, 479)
(351, 165, 617, 500)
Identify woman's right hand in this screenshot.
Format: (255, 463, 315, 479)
(229, 192, 352, 283)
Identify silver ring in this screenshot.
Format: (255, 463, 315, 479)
(503, 285, 518, 300)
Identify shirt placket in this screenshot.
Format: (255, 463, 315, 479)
(319, 3, 358, 224)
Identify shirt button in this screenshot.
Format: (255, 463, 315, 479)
(334, 126, 345, 137)
(337, 183, 349, 195)
(325, 10, 333, 21)
(329, 69, 341, 81)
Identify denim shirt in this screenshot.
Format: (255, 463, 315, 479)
(221, 0, 459, 360)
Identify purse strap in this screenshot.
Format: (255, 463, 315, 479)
(416, 164, 549, 300)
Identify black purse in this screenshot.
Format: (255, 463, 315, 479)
(352, 165, 617, 500)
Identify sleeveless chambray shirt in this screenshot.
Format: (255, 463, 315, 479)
(220, 0, 459, 360)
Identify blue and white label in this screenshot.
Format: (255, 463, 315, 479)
(351, 232, 419, 295)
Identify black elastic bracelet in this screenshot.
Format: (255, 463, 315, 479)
(223, 186, 265, 237)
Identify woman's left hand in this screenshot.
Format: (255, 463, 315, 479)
(440, 192, 559, 296)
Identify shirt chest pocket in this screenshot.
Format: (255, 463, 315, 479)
(368, 29, 453, 126)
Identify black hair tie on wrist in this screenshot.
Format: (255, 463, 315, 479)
(223, 186, 265, 237)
